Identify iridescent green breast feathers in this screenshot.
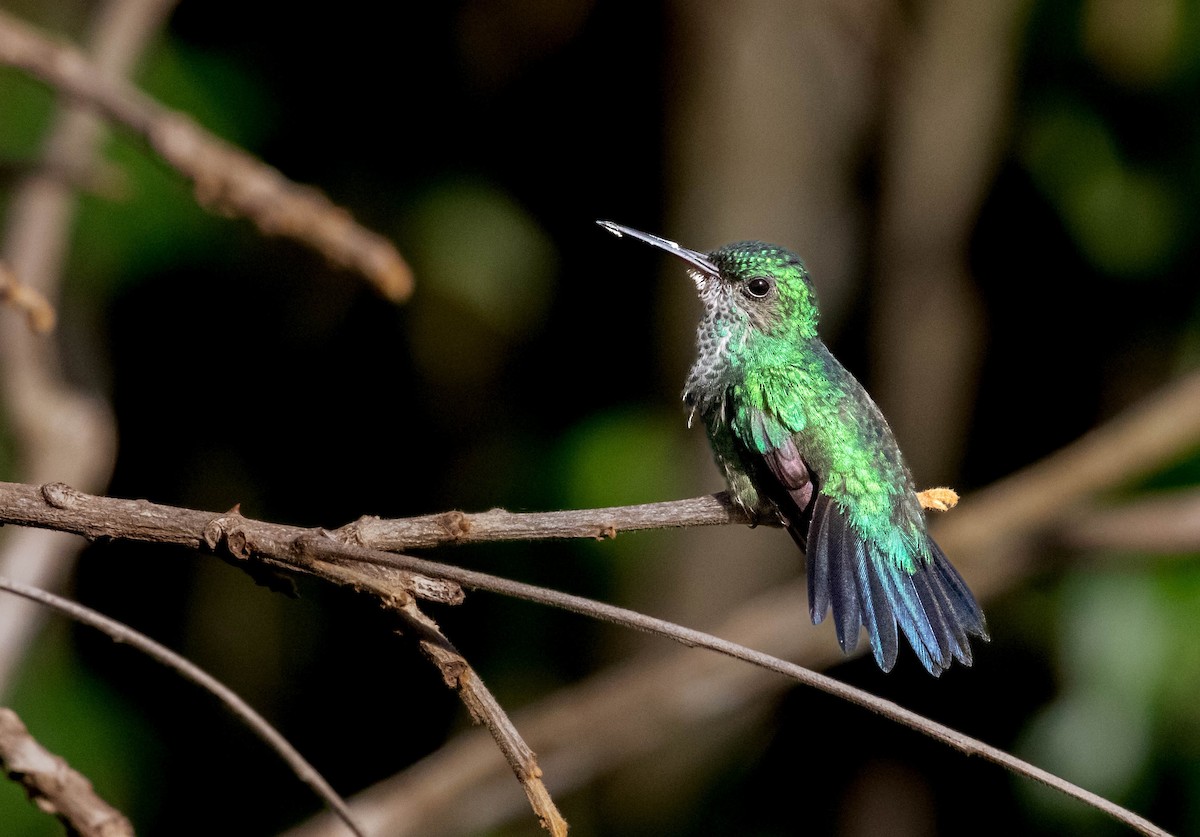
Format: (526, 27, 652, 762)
(598, 220, 987, 675)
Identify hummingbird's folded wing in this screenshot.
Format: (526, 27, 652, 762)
(728, 367, 984, 675)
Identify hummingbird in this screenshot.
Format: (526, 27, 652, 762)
(598, 220, 987, 675)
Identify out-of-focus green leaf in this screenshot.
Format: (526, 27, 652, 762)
(1082, 0, 1187, 88)
(1016, 566, 1200, 828)
(407, 177, 557, 335)
(558, 407, 688, 510)
(1059, 572, 1170, 706)
(1019, 101, 1183, 277)
(0, 68, 53, 163)
(405, 178, 557, 387)
(1017, 687, 1152, 830)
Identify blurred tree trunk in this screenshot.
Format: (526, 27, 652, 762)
(611, 0, 1030, 828)
(871, 0, 1031, 485)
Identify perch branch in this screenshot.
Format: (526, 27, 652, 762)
(0, 484, 564, 830)
(0, 705, 133, 837)
(0, 577, 364, 837)
(340, 488, 952, 551)
(294, 368, 1200, 837)
(0, 481, 1170, 836)
(337, 493, 747, 551)
(5, 370, 1200, 837)
(0, 9, 413, 302)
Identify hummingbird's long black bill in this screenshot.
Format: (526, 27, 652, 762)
(596, 220, 720, 279)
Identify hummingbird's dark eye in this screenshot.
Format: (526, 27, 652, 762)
(745, 276, 773, 298)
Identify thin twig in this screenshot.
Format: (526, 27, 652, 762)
(0, 577, 365, 837)
(300, 539, 1165, 837)
(0, 705, 133, 837)
(0, 9, 413, 302)
(333, 539, 1177, 833)
(397, 601, 568, 836)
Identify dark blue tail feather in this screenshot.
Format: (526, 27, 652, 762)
(803, 494, 987, 675)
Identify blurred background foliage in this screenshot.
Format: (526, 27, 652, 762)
(0, 0, 1199, 835)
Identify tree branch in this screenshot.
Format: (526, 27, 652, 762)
(293, 367, 1200, 837)
(0, 705, 133, 837)
(1059, 489, 1200, 554)
(0, 479, 1172, 836)
(0, 9, 413, 302)
(0, 0, 167, 695)
(0, 577, 364, 837)
(398, 601, 567, 837)
(4, 373, 1199, 837)
(337, 493, 747, 551)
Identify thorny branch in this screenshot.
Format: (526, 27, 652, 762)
(0, 705, 133, 837)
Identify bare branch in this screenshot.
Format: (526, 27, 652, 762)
(0, 481, 1172, 835)
(0, 0, 166, 694)
(1060, 489, 1200, 554)
(0, 577, 365, 837)
(339, 487, 959, 551)
(295, 368, 1200, 837)
(337, 493, 748, 551)
(6, 371, 1200, 836)
(304, 543, 1167, 835)
(0, 705, 133, 837)
(934, 367, 1200, 598)
(398, 601, 567, 837)
(0, 9, 413, 302)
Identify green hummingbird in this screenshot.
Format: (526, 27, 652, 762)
(598, 220, 987, 675)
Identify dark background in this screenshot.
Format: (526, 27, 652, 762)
(2, 1, 1200, 835)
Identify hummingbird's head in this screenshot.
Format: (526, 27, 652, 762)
(597, 221, 819, 341)
(706, 241, 818, 339)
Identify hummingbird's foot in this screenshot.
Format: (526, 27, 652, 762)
(917, 487, 959, 512)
